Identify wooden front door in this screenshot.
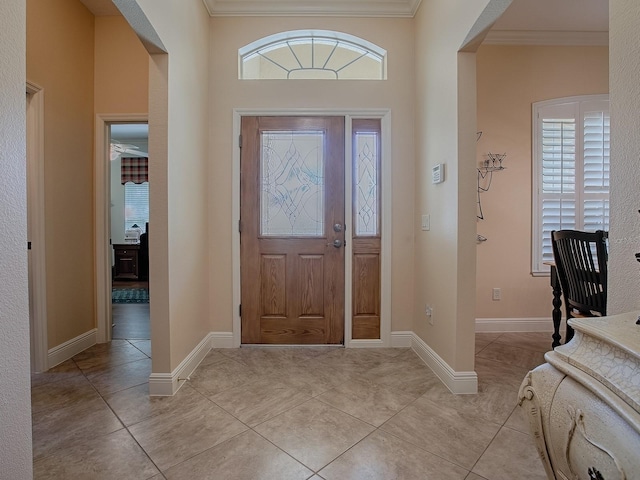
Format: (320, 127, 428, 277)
(240, 116, 345, 344)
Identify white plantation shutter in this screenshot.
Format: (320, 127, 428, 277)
(532, 95, 609, 274)
(583, 104, 610, 232)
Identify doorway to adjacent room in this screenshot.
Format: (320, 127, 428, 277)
(109, 122, 150, 342)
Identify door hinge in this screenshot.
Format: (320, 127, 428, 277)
(238, 134, 242, 148)
(239, 304, 242, 317)
(27, 241, 32, 250)
(238, 220, 242, 233)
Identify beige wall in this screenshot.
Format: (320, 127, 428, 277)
(94, 15, 150, 264)
(208, 16, 416, 334)
(94, 15, 149, 114)
(413, 0, 491, 371)
(27, 0, 96, 348)
(1, 0, 33, 476)
(137, 0, 211, 372)
(609, 0, 640, 314)
(26, 2, 150, 353)
(475, 45, 609, 320)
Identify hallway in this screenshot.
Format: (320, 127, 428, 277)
(111, 280, 150, 340)
(30, 333, 548, 479)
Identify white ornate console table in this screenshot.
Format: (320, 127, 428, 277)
(519, 311, 640, 480)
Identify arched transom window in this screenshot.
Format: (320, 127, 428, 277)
(239, 30, 387, 80)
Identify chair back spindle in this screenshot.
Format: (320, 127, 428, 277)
(551, 229, 608, 343)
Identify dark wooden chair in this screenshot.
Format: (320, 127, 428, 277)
(551, 229, 608, 343)
(138, 222, 149, 281)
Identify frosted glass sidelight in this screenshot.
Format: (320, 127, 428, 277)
(261, 131, 325, 236)
(354, 132, 378, 236)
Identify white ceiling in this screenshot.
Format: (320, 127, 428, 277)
(202, 0, 422, 17)
(493, 0, 608, 32)
(79, 0, 608, 30)
(79, 0, 120, 16)
(111, 123, 148, 141)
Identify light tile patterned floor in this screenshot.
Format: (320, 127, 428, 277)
(31, 334, 551, 479)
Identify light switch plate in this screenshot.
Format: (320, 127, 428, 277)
(421, 214, 430, 231)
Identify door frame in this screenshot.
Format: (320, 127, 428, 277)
(26, 81, 47, 373)
(232, 108, 392, 348)
(95, 113, 148, 344)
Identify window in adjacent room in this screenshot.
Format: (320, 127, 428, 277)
(239, 30, 386, 80)
(124, 182, 149, 231)
(532, 94, 610, 274)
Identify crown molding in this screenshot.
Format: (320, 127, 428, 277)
(203, 0, 422, 17)
(483, 30, 609, 46)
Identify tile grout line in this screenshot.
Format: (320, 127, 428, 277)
(33, 339, 544, 479)
(71, 348, 165, 477)
(78, 350, 164, 477)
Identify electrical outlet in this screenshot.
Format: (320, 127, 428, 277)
(425, 305, 433, 325)
(492, 288, 501, 301)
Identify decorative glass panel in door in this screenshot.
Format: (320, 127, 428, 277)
(261, 131, 324, 236)
(354, 131, 379, 236)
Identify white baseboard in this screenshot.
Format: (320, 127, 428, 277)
(475, 317, 562, 333)
(149, 333, 213, 396)
(347, 339, 385, 348)
(390, 331, 412, 348)
(147, 372, 174, 397)
(410, 333, 478, 395)
(210, 332, 235, 348)
(48, 329, 97, 369)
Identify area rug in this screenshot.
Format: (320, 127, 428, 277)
(112, 288, 149, 304)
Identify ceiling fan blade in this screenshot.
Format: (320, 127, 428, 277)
(110, 139, 140, 150)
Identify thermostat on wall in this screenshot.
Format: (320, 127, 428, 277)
(432, 163, 445, 184)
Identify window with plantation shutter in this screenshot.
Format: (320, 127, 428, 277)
(532, 95, 609, 274)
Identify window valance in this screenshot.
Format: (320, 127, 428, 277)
(121, 157, 148, 184)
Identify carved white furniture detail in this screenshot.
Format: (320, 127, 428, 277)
(519, 311, 640, 480)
